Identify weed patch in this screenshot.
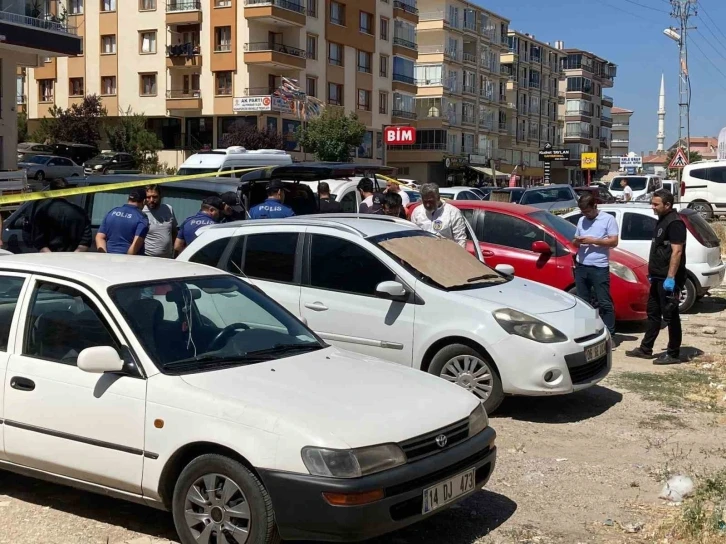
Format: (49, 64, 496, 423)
(612, 370, 724, 412)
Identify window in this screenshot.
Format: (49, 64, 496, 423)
(622, 213, 656, 241)
(139, 0, 155, 8)
(23, 281, 119, 365)
(309, 235, 395, 296)
(357, 89, 371, 111)
(307, 0, 317, 17)
(101, 76, 116, 95)
(69, 78, 84, 96)
(380, 17, 389, 40)
(340, 193, 357, 213)
(328, 83, 343, 105)
(379, 91, 388, 114)
(70, 0, 83, 14)
(189, 237, 230, 267)
(358, 50, 371, 73)
(379, 54, 389, 78)
(140, 31, 157, 54)
(306, 34, 317, 60)
(140, 73, 157, 96)
(39, 80, 54, 102)
(393, 56, 414, 83)
(359, 11, 373, 34)
(330, 1, 345, 25)
(101, 35, 116, 54)
(101, 0, 116, 11)
(306, 77, 317, 97)
(215, 0, 231, 5)
(215, 71, 232, 95)
(0, 276, 25, 352)
(479, 212, 549, 252)
(215, 26, 232, 51)
(328, 42, 343, 66)
(232, 233, 299, 283)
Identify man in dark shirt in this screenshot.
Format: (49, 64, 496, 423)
(30, 178, 92, 252)
(626, 189, 686, 365)
(220, 192, 247, 223)
(318, 182, 342, 213)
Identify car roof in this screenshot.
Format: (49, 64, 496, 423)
(447, 200, 541, 214)
(0, 253, 221, 289)
(239, 163, 397, 183)
(491, 187, 524, 192)
(523, 184, 571, 190)
(74, 174, 240, 193)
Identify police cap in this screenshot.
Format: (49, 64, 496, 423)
(129, 188, 146, 202)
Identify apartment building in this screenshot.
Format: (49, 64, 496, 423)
(499, 31, 564, 183)
(557, 44, 617, 184)
(608, 105, 632, 172)
(386, 0, 509, 184)
(2, 1, 81, 170)
(23, 0, 418, 167)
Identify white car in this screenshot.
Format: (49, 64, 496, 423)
(18, 154, 84, 180)
(179, 215, 612, 414)
(0, 253, 496, 543)
(681, 159, 726, 219)
(609, 175, 663, 202)
(439, 187, 483, 201)
(563, 204, 725, 312)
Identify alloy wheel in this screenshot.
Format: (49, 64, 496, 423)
(184, 473, 251, 544)
(441, 355, 494, 402)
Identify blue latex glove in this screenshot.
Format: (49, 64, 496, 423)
(663, 277, 676, 292)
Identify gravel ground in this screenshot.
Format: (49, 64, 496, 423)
(1, 294, 726, 544)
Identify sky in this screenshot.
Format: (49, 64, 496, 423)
(481, 0, 726, 155)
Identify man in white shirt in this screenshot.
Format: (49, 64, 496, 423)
(386, 179, 410, 207)
(410, 183, 468, 247)
(620, 178, 633, 202)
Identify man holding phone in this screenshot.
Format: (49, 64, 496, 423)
(572, 194, 620, 338)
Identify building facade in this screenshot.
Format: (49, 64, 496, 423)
(558, 45, 617, 184)
(386, 0, 509, 184)
(22, 0, 417, 168)
(608, 106, 632, 172)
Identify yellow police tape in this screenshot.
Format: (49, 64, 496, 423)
(0, 166, 270, 207)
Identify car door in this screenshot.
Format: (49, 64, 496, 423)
(620, 211, 655, 261)
(299, 229, 415, 365)
(3, 276, 146, 493)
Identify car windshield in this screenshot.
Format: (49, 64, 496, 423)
(26, 155, 51, 165)
(405, 190, 421, 202)
(610, 177, 647, 192)
(529, 210, 577, 240)
(110, 275, 323, 373)
(94, 154, 116, 160)
(176, 167, 221, 176)
(520, 187, 575, 205)
(369, 231, 508, 291)
(440, 192, 455, 199)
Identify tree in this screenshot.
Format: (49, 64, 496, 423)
(296, 108, 366, 162)
(106, 108, 163, 173)
(32, 94, 107, 147)
(220, 121, 283, 150)
(666, 146, 702, 178)
(17, 112, 28, 144)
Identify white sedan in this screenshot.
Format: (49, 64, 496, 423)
(0, 253, 496, 544)
(18, 154, 84, 180)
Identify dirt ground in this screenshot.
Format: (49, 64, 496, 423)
(1, 294, 726, 544)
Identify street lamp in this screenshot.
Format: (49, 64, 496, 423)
(663, 27, 681, 43)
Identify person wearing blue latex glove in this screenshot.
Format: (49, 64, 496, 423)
(626, 189, 686, 365)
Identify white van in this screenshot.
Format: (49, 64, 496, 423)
(681, 159, 726, 219)
(609, 175, 663, 202)
(176, 146, 292, 177)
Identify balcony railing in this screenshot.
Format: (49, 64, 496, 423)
(565, 131, 591, 139)
(479, 90, 493, 101)
(602, 94, 613, 103)
(462, 114, 476, 124)
(528, 80, 540, 89)
(499, 94, 507, 103)
(415, 78, 442, 86)
(393, 36, 417, 50)
(418, 10, 445, 21)
(463, 84, 476, 94)
(601, 115, 613, 123)
(463, 52, 476, 63)
(393, 0, 418, 15)
(167, 89, 202, 98)
(166, 42, 200, 57)
(393, 73, 415, 84)
(244, 42, 305, 57)
(392, 109, 416, 119)
(566, 108, 593, 116)
(612, 138, 629, 143)
(612, 123, 629, 128)
(499, 121, 508, 132)
(244, 0, 306, 12)
(167, 0, 202, 11)
(463, 20, 476, 32)
(0, 11, 77, 34)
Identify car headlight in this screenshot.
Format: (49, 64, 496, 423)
(94, 164, 104, 170)
(609, 261, 638, 283)
(493, 308, 567, 343)
(301, 444, 406, 478)
(468, 404, 489, 437)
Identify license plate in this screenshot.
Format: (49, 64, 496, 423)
(422, 467, 476, 514)
(585, 340, 607, 362)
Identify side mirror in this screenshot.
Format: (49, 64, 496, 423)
(495, 263, 515, 276)
(77, 346, 124, 374)
(375, 280, 408, 301)
(531, 240, 552, 254)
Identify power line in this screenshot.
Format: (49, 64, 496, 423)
(697, 1, 726, 45)
(596, 0, 670, 25)
(623, 0, 670, 12)
(695, 13, 726, 55)
(694, 27, 726, 62)
(689, 36, 726, 82)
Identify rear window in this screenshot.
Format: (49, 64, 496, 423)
(681, 210, 720, 248)
(176, 167, 221, 176)
(520, 187, 575, 205)
(611, 177, 647, 192)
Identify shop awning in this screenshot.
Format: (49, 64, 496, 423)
(467, 165, 509, 178)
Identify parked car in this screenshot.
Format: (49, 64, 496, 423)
(422, 201, 651, 322)
(608, 175, 663, 202)
(179, 214, 612, 414)
(661, 180, 682, 203)
(563, 204, 725, 312)
(488, 187, 526, 204)
(51, 142, 100, 166)
(0, 253, 497, 543)
(18, 154, 84, 180)
(470, 187, 492, 200)
(17, 142, 53, 162)
(574, 185, 616, 204)
(680, 159, 726, 219)
(519, 184, 579, 212)
(176, 146, 292, 176)
(439, 187, 484, 200)
(83, 152, 137, 175)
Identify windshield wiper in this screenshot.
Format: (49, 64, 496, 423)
(162, 353, 271, 371)
(467, 274, 500, 282)
(244, 343, 322, 357)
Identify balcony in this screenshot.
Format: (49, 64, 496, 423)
(528, 80, 540, 89)
(479, 90, 493, 101)
(166, 89, 202, 110)
(244, 42, 306, 69)
(565, 131, 591, 140)
(601, 115, 613, 123)
(392, 72, 416, 92)
(392, 109, 417, 120)
(499, 94, 507, 103)
(166, 0, 202, 24)
(566, 108, 592, 117)
(612, 138, 629, 144)
(166, 42, 202, 68)
(0, 9, 81, 56)
(463, 20, 476, 33)
(393, 0, 418, 24)
(602, 94, 613, 106)
(243, 0, 306, 27)
(462, 113, 475, 125)
(499, 121, 509, 133)
(463, 52, 476, 65)
(557, 92, 565, 104)
(463, 84, 476, 95)
(393, 36, 417, 51)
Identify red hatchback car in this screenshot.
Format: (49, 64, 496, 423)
(414, 201, 650, 321)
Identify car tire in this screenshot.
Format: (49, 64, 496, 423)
(429, 343, 504, 414)
(172, 454, 281, 544)
(689, 201, 713, 221)
(35, 171, 44, 181)
(679, 277, 697, 313)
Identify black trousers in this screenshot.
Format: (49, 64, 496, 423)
(641, 280, 682, 357)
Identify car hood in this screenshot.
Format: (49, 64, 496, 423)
(456, 276, 578, 314)
(18, 162, 38, 168)
(180, 347, 478, 448)
(85, 158, 111, 167)
(525, 200, 578, 211)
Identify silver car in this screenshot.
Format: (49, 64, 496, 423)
(18, 155, 84, 181)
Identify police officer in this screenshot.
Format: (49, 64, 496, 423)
(626, 189, 686, 365)
(249, 180, 295, 219)
(174, 196, 223, 254)
(219, 192, 246, 223)
(96, 188, 149, 255)
(30, 178, 92, 253)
